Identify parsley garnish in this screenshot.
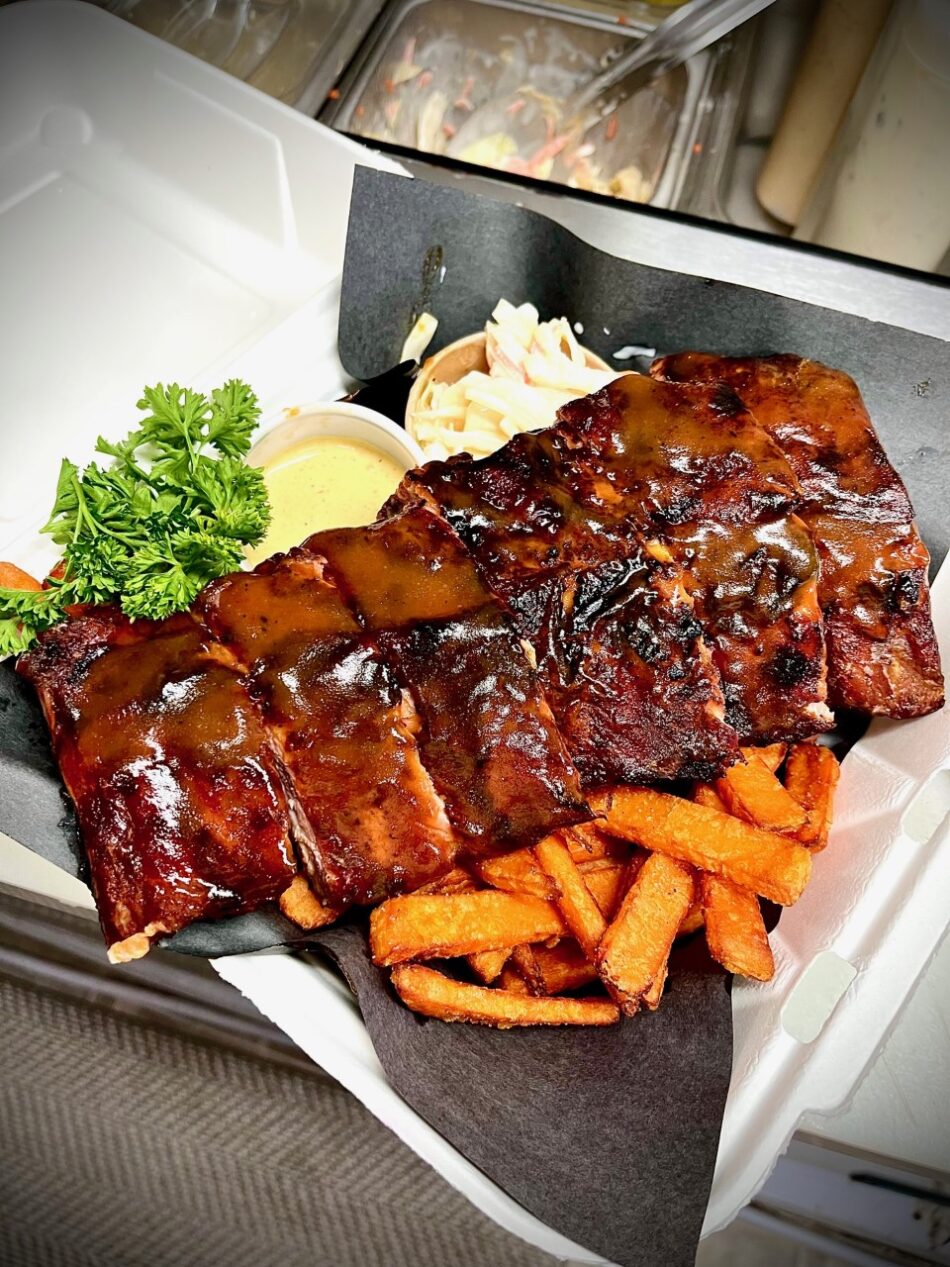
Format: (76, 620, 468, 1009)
(0, 380, 270, 654)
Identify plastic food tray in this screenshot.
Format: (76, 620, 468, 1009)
(1, 6, 948, 1263)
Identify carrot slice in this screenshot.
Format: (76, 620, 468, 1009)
(391, 964, 620, 1027)
(0, 562, 43, 591)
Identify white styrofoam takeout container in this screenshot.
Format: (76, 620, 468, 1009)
(0, 5, 948, 1262)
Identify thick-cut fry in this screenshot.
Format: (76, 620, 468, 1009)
(467, 947, 510, 983)
(391, 964, 620, 1027)
(596, 853, 695, 1015)
(641, 961, 668, 1011)
(693, 783, 730, 814)
(594, 787, 812, 905)
(577, 858, 628, 920)
(534, 834, 607, 958)
(700, 873, 775, 981)
(369, 891, 565, 966)
(784, 742, 840, 850)
(279, 875, 339, 930)
(416, 866, 478, 895)
(716, 756, 807, 834)
(529, 939, 598, 994)
(742, 743, 787, 774)
(474, 848, 556, 899)
(0, 562, 43, 591)
(564, 822, 624, 862)
(678, 898, 704, 938)
(510, 943, 546, 994)
(497, 964, 531, 994)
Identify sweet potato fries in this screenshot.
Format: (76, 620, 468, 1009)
(371, 741, 839, 1025)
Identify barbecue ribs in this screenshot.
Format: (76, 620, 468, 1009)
(393, 373, 830, 752)
(18, 610, 297, 962)
(312, 505, 589, 853)
(552, 375, 831, 742)
(199, 551, 458, 910)
(652, 353, 944, 717)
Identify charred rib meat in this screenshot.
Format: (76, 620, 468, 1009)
(312, 505, 589, 853)
(393, 373, 829, 753)
(199, 551, 458, 909)
(18, 610, 297, 961)
(652, 353, 943, 718)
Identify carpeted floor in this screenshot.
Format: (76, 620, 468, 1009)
(0, 974, 561, 1267)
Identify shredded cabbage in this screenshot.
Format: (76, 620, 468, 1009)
(409, 300, 619, 459)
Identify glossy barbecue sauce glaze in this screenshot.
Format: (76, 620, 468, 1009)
(551, 374, 830, 742)
(388, 443, 739, 786)
(312, 505, 588, 854)
(198, 552, 458, 909)
(396, 373, 829, 748)
(18, 610, 296, 960)
(652, 352, 943, 718)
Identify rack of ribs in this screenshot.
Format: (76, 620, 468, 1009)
(17, 610, 298, 962)
(312, 505, 589, 855)
(392, 373, 830, 756)
(19, 508, 587, 957)
(198, 550, 459, 913)
(652, 354, 944, 718)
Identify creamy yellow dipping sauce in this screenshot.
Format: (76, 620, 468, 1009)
(247, 436, 406, 564)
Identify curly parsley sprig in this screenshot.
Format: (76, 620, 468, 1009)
(0, 380, 270, 655)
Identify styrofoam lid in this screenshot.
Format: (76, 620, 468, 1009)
(0, 0, 403, 568)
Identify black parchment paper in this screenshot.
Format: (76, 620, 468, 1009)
(3, 166, 947, 1267)
(316, 924, 731, 1267)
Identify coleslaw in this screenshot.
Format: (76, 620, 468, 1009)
(408, 299, 620, 459)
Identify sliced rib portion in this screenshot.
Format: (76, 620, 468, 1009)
(310, 505, 588, 855)
(392, 373, 827, 754)
(652, 353, 943, 717)
(199, 552, 458, 909)
(389, 433, 737, 786)
(552, 375, 831, 742)
(17, 610, 296, 962)
(505, 555, 735, 786)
